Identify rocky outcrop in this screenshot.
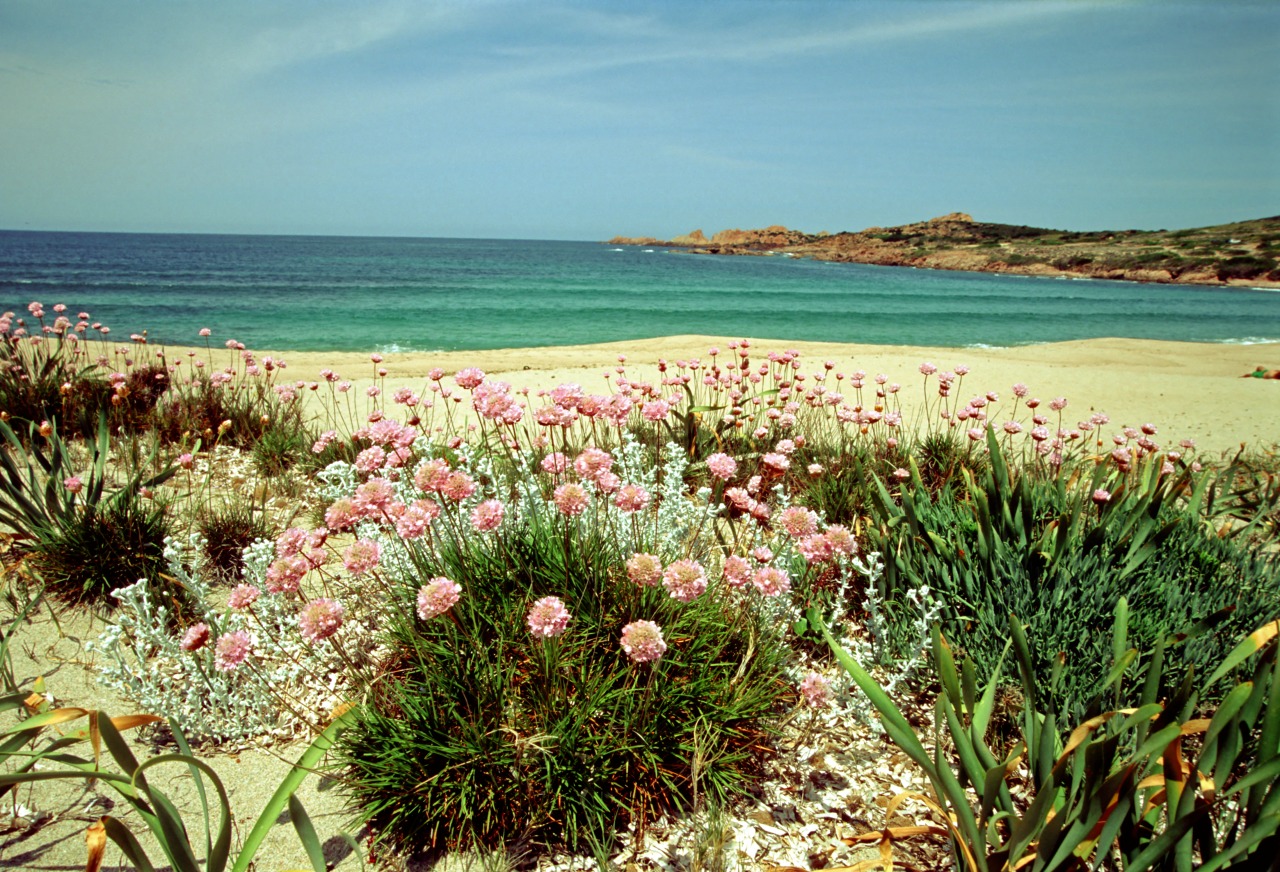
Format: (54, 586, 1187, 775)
(604, 214, 1280, 288)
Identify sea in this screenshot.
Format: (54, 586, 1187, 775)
(1, 230, 1277, 353)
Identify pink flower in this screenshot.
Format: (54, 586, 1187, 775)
(439, 470, 477, 502)
(893, 467, 910, 481)
(662, 559, 707, 602)
(214, 630, 253, 672)
(471, 499, 505, 532)
(626, 553, 664, 587)
(396, 501, 438, 539)
(265, 554, 309, 594)
(723, 555, 752, 588)
(355, 446, 387, 473)
(198, 327, 212, 337)
(1049, 397, 1068, 411)
(416, 577, 461, 620)
(752, 566, 791, 596)
(798, 534, 831, 564)
(527, 596, 572, 638)
(414, 458, 452, 492)
(806, 463, 824, 476)
(540, 452, 569, 475)
(63, 476, 83, 494)
(594, 470, 620, 494)
(228, 585, 259, 610)
(455, 367, 485, 389)
(919, 362, 937, 376)
(762, 452, 790, 472)
(620, 620, 667, 663)
(824, 525, 856, 556)
(777, 506, 819, 538)
(180, 623, 210, 652)
(1003, 421, 1023, 435)
(1092, 488, 1112, 505)
(573, 448, 613, 483)
(325, 498, 358, 531)
(299, 598, 345, 643)
(553, 483, 590, 516)
(342, 539, 382, 576)
(706, 453, 737, 481)
(641, 399, 670, 422)
(613, 484, 650, 513)
(352, 477, 396, 515)
(800, 672, 831, 707)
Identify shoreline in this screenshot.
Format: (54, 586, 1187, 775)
(234, 335, 1280, 456)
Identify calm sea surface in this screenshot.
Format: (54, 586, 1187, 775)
(1, 230, 1277, 352)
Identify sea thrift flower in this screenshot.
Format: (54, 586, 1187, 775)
(325, 498, 358, 531)
(641, 399, 670, 422)
(63, 476, 83, 494)
(180, 623, 210, 652)
(723, 555, 752, 588)
(265, 554, 309, 594)
(471, 499, 505, 532)
(662, 559, 708, 602)
(752, 566, 791, 596)
(228, 585, 259, 610)
(540, 452, 569, 474)
(527, 596, 572, 638)
(594, 470, 621, 494)
(620, 621, 667, 663)
(355, 446, 387, 473)
(807, 463, 824, 476)
(455, 367, 485, 389)
(824, 525, 856, 555)
(1092, 489, 1112, 505)
(613, 484, 650, 513)
(439, 470, 477, 502)
(553, 482, 590, 516)
(762, 452, 790, 472)
(299, 598, 344, 643)
(706, 452, 737, 481)
(800, 672, 832, 707)
(417, 577, 461, 620)
(414, 458, 452, 492)
(342, 539, 381, 576)
(777, 506, 819, 538)
(573, 447, 613, 482)
(626, 552, 664, 587)
(893, 467, 910, 481)
(798, 534, 831, 564)
(214, 631, 253, 672)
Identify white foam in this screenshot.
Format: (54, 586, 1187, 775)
(1212, 337, 1280, 346)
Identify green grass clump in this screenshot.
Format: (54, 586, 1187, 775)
(863, 436, 1280, 724)
(339, 514, 788, 856)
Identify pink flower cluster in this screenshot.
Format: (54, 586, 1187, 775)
(417, 577, 461, 620)
(620, 620, 666, 663)
(299, 597, 345, 642)
(527, 596, 572, 638)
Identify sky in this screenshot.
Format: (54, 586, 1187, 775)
(1, 1, 1276, 240)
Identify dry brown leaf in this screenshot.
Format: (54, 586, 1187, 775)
(85, 819, 106, 872)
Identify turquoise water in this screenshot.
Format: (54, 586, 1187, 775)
(1, 230, 1277, 352)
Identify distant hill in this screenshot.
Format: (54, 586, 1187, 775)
(608, 214, 1280, 288)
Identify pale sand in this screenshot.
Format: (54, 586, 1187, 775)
(265, 335, 1278, 456)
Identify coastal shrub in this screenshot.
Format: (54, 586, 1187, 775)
(251, 420, 311, 477)
(89, 535, 344, 742)
(864, 433, 1280, 723)
(0, 415, 179, 607)
(30, 494, 176, 608)
(332, 437, 796, 854)
(1217, 254, 1277, 281)
(198, 503, 276, 582)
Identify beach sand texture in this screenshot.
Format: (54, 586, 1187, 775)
(277, 335, 1279, 456)
(3, 335, 1278, 872)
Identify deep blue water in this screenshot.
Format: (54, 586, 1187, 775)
(1, 230, 1277, 352)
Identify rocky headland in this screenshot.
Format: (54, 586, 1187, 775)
(608, 213, 1280, 288)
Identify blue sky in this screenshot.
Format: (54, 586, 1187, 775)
(1, 1, 1276, 239)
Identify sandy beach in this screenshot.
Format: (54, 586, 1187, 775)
(267, 335, 1279, 457)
